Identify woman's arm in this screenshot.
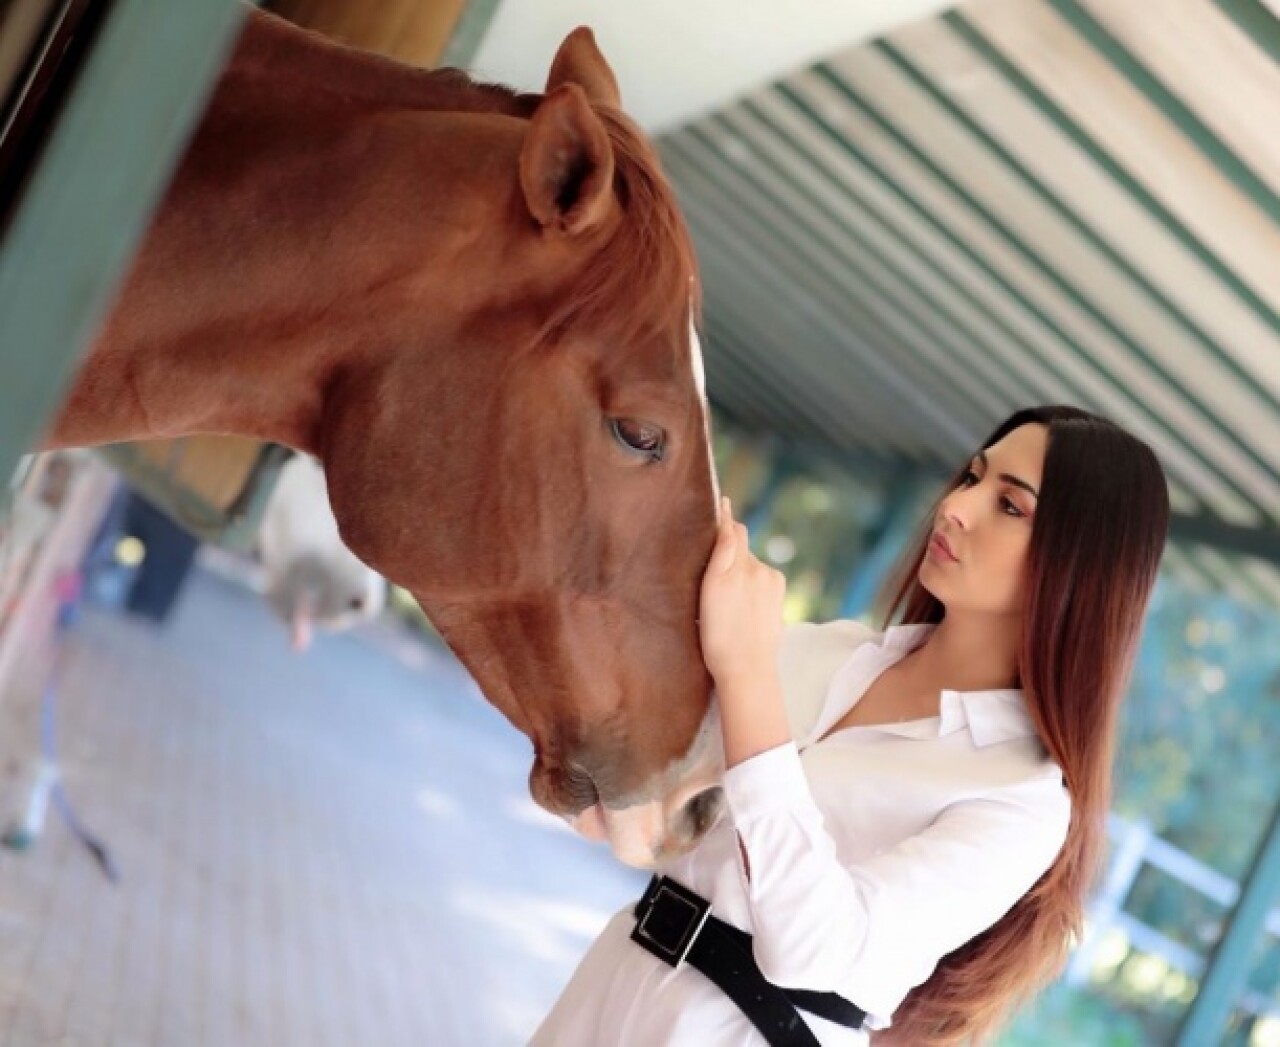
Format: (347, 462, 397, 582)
(699, 498, 793, 770)
(718, 673, 791, 770)
(724, 751, 1070, 1016)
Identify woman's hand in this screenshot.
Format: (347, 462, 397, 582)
(701, 497, 793, 770)
(699, 496, 787, 689)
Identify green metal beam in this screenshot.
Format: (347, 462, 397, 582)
(1048, 0, 1280, 228)
(1169, 509, 1280, 564)
(1189, 542, 1278, 610)
(678, 107, 1280, 567)
(1215, 0, 1280, 66)
(0, 0, 246, 481)
(668, 199, 904, 452)
(1176, 803, 1280, 1045)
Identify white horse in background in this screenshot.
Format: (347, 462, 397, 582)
(258, 455, 386, 651)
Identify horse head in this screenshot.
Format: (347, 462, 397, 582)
(318, 28, 723, 866)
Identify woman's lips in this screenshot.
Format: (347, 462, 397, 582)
(930, 534, 959, 562)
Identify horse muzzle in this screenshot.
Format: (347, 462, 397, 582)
(565, 778, 726, 868)
(562, 740, 727, 867)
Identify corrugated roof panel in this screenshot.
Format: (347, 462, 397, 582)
(962, 0, 1280, 317)
(1162, 543, 1221, 596)
(837, 34, 1280, 418)
(1079, 0, 1280, 195)
(669, 134, 1013, 436)
(684, 93, 1267, 524)
(1192, 544, 1278, 609)
(783, 69, 1279, 522)
(674, 169, 986, 455)
(659, 0, 1280, 590)
(696, 109, 1052, 415)
(888, 16, 1280, 402)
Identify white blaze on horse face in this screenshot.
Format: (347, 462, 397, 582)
(687, 317, 721, 518)
(689, 315, 707, 398)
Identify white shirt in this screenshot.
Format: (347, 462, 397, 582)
(530, 621, 1072, 1046)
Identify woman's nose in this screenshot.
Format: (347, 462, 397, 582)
(940, 494, 972, 530)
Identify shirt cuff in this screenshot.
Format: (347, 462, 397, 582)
(722, 741, 814, 824)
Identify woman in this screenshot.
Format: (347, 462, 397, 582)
(532, 405, 1170, 1045)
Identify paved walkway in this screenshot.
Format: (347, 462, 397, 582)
(0, 567, 645, 1046)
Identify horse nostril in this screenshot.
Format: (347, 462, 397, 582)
(681, 786, 725, 839)
(530, 755, 597, 815)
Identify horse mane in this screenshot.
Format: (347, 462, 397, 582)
(540, 105, 702, 348)
(233, 9, 541, 117)
(428, 67, 542, 117)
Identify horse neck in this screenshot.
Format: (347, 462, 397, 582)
(44, 9, 535, 452)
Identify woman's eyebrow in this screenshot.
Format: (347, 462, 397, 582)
(975, 450, 1039, 499)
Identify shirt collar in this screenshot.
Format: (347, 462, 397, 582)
(812, 623, 1037, 749)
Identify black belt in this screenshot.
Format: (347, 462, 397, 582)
(631, 875, 866, 1046)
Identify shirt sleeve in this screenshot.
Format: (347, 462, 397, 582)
(721, 740, 1071, 1018)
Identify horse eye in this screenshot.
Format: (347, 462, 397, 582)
(611, 418, 666, 461)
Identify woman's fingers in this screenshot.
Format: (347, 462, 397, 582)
(708, 501, 738, 573)
(709, 497, 775, 579)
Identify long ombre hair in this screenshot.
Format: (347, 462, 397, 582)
(874, 406, 1170, 1046)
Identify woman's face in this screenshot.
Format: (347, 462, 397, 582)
(919, 422, 1047, 617)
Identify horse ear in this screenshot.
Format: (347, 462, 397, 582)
(545, 27, 621, 109)
(520, 83, 616, 235)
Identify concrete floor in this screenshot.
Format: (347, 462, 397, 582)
(0, 567, 646, 1046)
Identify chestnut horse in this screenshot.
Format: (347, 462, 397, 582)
(41, 8, 723, 866)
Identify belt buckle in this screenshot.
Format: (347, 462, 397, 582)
(630, 875, 712, 970)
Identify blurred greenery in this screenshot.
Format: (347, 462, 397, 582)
(1001, 982, 1158, 1045)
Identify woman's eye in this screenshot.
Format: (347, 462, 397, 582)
(961, 469, 1025, 518)
(611, 418, 666, 461)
